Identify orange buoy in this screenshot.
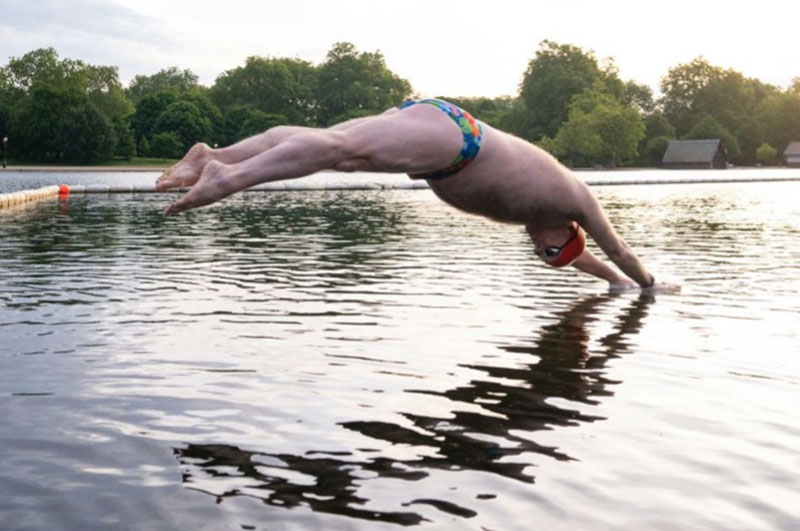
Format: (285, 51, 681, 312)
(58, 184, 70, 198)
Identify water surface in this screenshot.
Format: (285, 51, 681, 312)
(1, 176, 799, 530)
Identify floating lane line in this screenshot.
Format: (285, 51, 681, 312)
(0, 185, 64, 211)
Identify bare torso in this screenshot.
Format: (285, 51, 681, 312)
(424, 122, 587, 229)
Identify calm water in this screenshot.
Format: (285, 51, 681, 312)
(1, 172, 799, 530)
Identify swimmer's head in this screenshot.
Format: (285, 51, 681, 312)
(530, 222, 586, 268)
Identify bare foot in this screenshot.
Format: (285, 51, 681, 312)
(155, 142, 213, 191)
(163, 160, 233, 217)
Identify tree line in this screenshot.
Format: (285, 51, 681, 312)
(1, 41, 799, 167)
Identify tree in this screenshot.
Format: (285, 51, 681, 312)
(755, 143, 777, 165)
(315, 42, 411, 126)
(11, 84, 114, 163)
(114, 119, 137, 160)
(83, 64, 134, 125)
(789, 77, 800, 94)
(137, 136, 150, 158)
(2, 48, 79, 90)
(180, 88, 223, 144)
(437, 96, 515, 128)
(149, 132, 184, 159)
(659, 57, 778, 163)
(60, 103, 115, 163)
(126, 67, 199, 104)
(623, 81, 655, 114)
(552, 83, 644, 167)
(756, 92, 800, 154)
(517, 41, 604, 140)
(1, 48, 131, 163)
(131, 91, 178, 142)
(152, 100, 212, 152)
(211, 56, 316, 125)
(638, 112, 675, 165)
(238, 111, 286, 140)
(646, 136, 672, 167)
(659, 57, 725, 136)
(550, 108, 602, 166)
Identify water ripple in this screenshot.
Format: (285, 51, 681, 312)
(2, 181, 800, 529)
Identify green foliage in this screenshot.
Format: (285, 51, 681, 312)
(659, 57, 725, 136)
(152, 101, 212, 152)
(638, 113, 675, 164)
(126, 67, 199, 104)
(551, 108, 603, 165)
(755, 143, 777, 165)
(83, 64, 135, 123)
(646, 136, 672, 166)
(623, 81, 655, 114)
(315, 42, 411, 126)
(437, 96, 515, 128)
(735, 117, 764, 166)
(683, 115, 740, 156)
(1, 48, 130, 163)
(10, 84, 114, 163)
(660, 57, 780, 163)
(238, 111, 287, 141)
(137, 136, 150, 158)
(1, 43, 797, 167)
(180, 88, 224, 143)
(131, 91, 178, 141)
(114, 119, 137, 160)
(551, 82, 644, 167)
(755, 92, 800, 154)
(518, 41, 605, 140)
(211, 56, 316, 125)
(149, 132, 184, 159)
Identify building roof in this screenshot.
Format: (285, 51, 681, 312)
(663, 139, 723, 164)
(784, 141, 800, 156)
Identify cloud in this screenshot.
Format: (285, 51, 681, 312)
(1, 0, 179, 83)
(4, 0, 166, 45)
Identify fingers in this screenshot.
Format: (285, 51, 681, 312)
(162, 193, 194, 217)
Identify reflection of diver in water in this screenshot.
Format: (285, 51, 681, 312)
(175, 293, 654, 524)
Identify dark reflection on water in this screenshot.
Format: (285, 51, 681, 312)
(175, 294, 652, 524)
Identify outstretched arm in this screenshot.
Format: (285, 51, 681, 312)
(570, 248, 638, 289)
(569, 182, 655, 288)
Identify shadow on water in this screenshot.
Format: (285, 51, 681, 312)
(174, 293, 654, 525)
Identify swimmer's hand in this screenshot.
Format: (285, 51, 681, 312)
(608, 279, 681, 294)
(608, 280, 639, 293)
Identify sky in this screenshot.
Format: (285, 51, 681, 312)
(2, 0, 799, 98)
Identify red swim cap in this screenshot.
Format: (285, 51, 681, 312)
(547, 222, 586, 268)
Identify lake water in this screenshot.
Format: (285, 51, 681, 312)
(1, 171, 799, 530)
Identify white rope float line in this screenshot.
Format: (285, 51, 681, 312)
(0, 185, 65, 210)
(1, 175, 799, 207)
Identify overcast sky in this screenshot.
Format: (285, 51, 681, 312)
(2, 0, 798, 98)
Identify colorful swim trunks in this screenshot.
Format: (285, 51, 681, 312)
(398, 99, 483, 180)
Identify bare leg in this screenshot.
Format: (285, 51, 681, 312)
(163, 106, 461, 217)
(155, 126, 314, 191)
(155, 110, 399, 191)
